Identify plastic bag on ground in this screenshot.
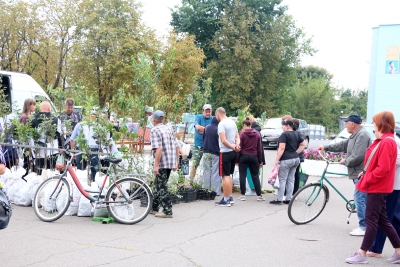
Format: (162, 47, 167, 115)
(55, 188, 68, 212)
(111, 204, 133, 220)
(78, 196, 92, 217)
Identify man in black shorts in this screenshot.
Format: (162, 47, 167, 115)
(214, 107, 240, 207)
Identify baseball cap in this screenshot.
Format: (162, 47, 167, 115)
(203, 104, 212, 110)
(344, 114, 362, 124)
(153, 110, 165, 120)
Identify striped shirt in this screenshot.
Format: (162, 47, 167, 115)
(150, 124, 178, 169)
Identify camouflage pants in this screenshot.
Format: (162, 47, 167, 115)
(152, 168, 172, 215)
(192, 146, 203, 167)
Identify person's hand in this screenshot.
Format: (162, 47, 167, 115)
(234, 144, 241, 152)
(275, 160, 280, 166)
(358, 171, 364, 178)
(340, 159, 346, 165)
(153, 165, 159, 175)
(318, 146, 324, 151)
(259, 163, 263, 168)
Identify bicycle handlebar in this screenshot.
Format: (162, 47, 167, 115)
(317, 150, 343, 164)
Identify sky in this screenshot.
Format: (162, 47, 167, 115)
(139, 0, 400, 91)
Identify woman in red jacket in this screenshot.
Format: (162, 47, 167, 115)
(346, 111, 400, 264)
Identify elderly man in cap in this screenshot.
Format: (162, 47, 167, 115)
(150, 110, 179, 218)
(190, 104, 213, 180)
(318, 114, 371, 236)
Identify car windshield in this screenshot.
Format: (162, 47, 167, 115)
(263, 118, 282, 129)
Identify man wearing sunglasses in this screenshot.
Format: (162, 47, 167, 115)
(318, 114, 371, 236)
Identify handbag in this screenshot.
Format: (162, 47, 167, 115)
(0, 187, 12, 229)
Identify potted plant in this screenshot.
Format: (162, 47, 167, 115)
(302, 149, 348, 177)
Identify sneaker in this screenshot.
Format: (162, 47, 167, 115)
(155, 212, 173, 218)
(283, 200, 290, 204)
(269, 200, 282, 205)
(238, 196, 246, 201)
(257, 196, 265, 201)
(245, 190, 257, 196)
(149, 210, 158, 215)
(350, 228, 365, 236)
(366, 251, 381, 258)
(387, 252, 400, 263)
(345, 252, 368, 264)
(229, 196, 235, 205)
(215, 198, 231, 207)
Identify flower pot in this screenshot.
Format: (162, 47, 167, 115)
(178, 190, 190, 203)
(197, 189, 205, 200)
(188, 189, 197, 202)
(203, 191, 211, 200)
(301, 160, 348, 178)
(210, 191, 217, 200)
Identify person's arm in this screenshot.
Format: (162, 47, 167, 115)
(219, 132, 235, 150)
(323, 139, 348, 153)
(257, 134, 263, 166)
(368, 140, 396, 184)
(235, 131, 240, 151)
(0, 164, 5, 175)
(194, 115, 205, 134)
(153, 147, 162, 175)
(344, 133, 370, 167)
(296, 140, 307, 154)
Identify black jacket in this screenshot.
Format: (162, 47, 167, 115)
(203, 117, 220, 156)
(251, 121, 265, 165)
(31, 112, 62, 147)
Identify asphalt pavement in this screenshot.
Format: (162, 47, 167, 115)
(2, 139, 398, 267)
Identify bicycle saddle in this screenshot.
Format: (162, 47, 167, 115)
(103, 157, 122, 164)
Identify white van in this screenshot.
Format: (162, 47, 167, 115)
(0, 70, 54, 113)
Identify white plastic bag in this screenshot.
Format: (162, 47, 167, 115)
(232, 165, 240, 187)
(42, 181, 58, 212)
(273, 176, 280, 189)
(55, 188, 68, 212)
(78, 196, 92, 217)
(12, 179, 31, 206)
(65, 203, 78, 216)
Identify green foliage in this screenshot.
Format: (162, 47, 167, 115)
(337, 89, 368, 120)
(236, 104, 251, 131)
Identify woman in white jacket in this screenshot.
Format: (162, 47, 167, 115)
(367, 136, 400, 257)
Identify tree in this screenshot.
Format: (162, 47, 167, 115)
(170, 0, 286, 66)
(289, 77, 338, 129)
(338, 89, 368, 119)
(207, 0, 313, 116)
(155, 32, 205, 121)
(71, 0, 160, 107)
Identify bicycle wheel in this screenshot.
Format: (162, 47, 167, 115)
(106, 177, 153, 225)
(33, 177, 71, 222)
(288, 183, 328, 225)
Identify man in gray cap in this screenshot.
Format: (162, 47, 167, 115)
(150, 110, 179, 218)
(190, 104, 213, 180)
(318, 114, 371, 236)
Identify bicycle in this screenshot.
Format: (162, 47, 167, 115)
(33, 150, 153, 224)
(287, 150, 356, 225)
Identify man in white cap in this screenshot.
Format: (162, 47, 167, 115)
(190, 104, 213, 180)
(150, 110, 179, 218)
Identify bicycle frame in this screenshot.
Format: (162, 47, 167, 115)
(54, 151, 149, 205)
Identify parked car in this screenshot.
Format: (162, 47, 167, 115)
(260, 118, 310, 149)
(329, 124, 376, 145)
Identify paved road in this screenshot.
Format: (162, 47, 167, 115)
(4, 178, 395, 267)
(4, 139, 397, 267)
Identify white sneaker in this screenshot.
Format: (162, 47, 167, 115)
(238, 196, 246, 201)
(245, 190, 257, 196)
(350, 228, 365, 236)
(257, 196, 265, 201)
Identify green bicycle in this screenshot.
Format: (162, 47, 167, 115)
(288, 151, 357, 225)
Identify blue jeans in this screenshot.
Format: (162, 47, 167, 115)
(353, 179, 367, 230)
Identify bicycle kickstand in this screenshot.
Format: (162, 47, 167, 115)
(347, 212, 352, 224)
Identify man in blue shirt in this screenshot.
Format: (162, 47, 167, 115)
(190, 104, 213, 180)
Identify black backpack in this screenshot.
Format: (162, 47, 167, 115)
(0, 188, 12, 229)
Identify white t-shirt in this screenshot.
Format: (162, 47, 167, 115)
(218, 118, 237, 153)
